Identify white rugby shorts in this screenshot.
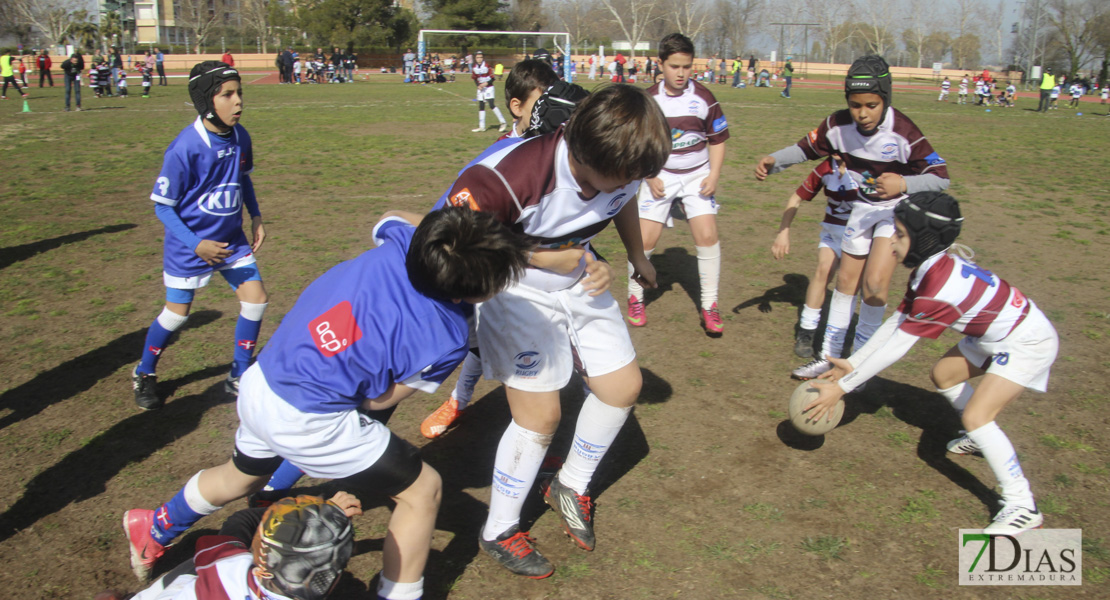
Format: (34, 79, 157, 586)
(841, 200, 896, 256)
(957, 303, 1058, 392)
(637, 167, 719, 226)
(163, 254, 257, 290)
(476, 84, 496, 101)
(818, 222, 846, 258)
(234, 363, 391, 479)
(477, 279, 636, 392)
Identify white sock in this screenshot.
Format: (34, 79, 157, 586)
(482, 420, 551, 540)
(451, 352, 482, 409)
(966, 422, 1034, 507)
(799, 305, 822, 331)
(938, 383, 973, 413)
(695, 242, 721, 309)
(853, 302, 886, 350)
(627, 248, 655, 301)
(820, 290, 856, 359)
(377, 575, 423, 600)
(558, 394, 632, 495)
(478, 110, 486, 129)
(492, 106, 506, 124)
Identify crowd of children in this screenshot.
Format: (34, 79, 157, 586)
(99, 39, 1067, 600)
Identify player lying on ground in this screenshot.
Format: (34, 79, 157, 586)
(132, 61, 268, 410)
(807, 192, 1058, 535)
(772, 155, 858, 358)
(755, 54, 950, 381)
(123, 208, 530, 600)
(442, 84, 669, 578)
(125, 493, 360, 600)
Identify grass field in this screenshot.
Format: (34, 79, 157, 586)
(1, 75, 1108, 599)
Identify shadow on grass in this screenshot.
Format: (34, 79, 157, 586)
(732, 273, 809, 314)
(0, 310, 222, 431)
(0, 223, 137, 270)
(0, 375, 228, 545)
(777, 376, 1000, 514)
(643, 247, 701, 312)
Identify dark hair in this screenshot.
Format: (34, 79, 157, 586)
(406, 208, 530, 300)
(658, 33, 695, 61)
(505, 58, 559, 106)
(564, 84, 671, 181)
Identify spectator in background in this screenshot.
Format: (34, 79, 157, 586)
(62, 53, 82, 110)
(155, 47, 166, 85)
(781, 57, 794, 98)
(718, 57, 728, 84)
(1, 48, 28, 99)
(144, 50, 155, 77)
(332, 47, 343, 80)
(110, 47, 123, 93)
(37, 49, 53, 87)
(747, 55, 757, 86)
(281, 47, 294, 84)
(221, 50, 235, 67)
(732, 55, 742, 87)
(403, 48, 415, 77)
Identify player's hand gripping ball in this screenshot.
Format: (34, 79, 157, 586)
(788, 380, 844, 435)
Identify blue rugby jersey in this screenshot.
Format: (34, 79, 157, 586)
(151, 117, 255, 277)
(256, 218, 471, 414)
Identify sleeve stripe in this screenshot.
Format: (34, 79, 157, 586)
(401, 369, 440, 393)
(488, 166, 523, 216)
(151, 194, 178, 206)
(371, 215, 410, 247)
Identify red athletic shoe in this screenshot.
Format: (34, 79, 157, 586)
(123, 509, 165, 582)
(420, 396, 463, 439)
(700, 302, 724, 335)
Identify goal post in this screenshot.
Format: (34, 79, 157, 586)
(418, 29, 573, 81)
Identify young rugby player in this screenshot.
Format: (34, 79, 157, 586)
(756, 55, 950, 380)
(938, 76, 950, 102)
(807, 192, 1057, 535)
(958, 75, 969, 104)
(123, 208, 530, 600)
(626, 33, 729, 335)
(773, 156, 858, 358)
(471, 50, 508, 133)
(443, 84, 669, 577)
(131, 61, 268, 410)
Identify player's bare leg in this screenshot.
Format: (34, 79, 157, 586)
(383, 462, 442, 587)
(796, 248, 840, 357)
(197, 459, 271, 505)
(690, 214, 722, 334)
(854, 236, 896, 351)
(626, 219, 664, 326)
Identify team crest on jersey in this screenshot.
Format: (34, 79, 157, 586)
(309, 301, 363, 357)
(606, 193, 626, 216)
(881, 143, 898, 159)
(688, 100, 700, 114)
(514, 351, 541, 377)
(197, 183, 242, 216)
(449, 188, 480, 211)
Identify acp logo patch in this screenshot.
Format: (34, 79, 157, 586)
(197, 183, 242, 216)
(606, 193, 627, 216)
(514, 351, 542, 377)
(808, 128, 819, 143)
(309, 301, 363, 357)
(449, 187, 480, 211)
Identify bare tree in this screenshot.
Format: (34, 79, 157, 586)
(951, 0, 982, 68)
(549, 0, 610, 52)
(176, 0, 225, 54)
(902, 0, 940, 68)
(10, 0, 85, 47)
(857, 0, 896, 56)
(242, 0, 272, 53)
(805, 0, 854, 63)
(597, 0, 665, 58)
(978, 0, 1008, 65)
(1044, 0, 1102, 76)
(702, 0, 763, 60)
(670, 1, 712, 41)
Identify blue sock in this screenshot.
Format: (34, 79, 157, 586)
(231, 315, 262, 377)
(150, 487, 206, 546)
(264, 460, 304, 491)
(138, 319, 175, 374)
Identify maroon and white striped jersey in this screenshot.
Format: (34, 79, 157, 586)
(897, 252, 1034, 342)
(796, 107, 948, 205)
(472, 61, 493, 86)
(646, 79, 729, 174)
(445, 130, 640, 291)
(131, 536, 256, 600)
(794, 157, 856, 226)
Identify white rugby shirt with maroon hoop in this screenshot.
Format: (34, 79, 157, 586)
(645, 79, 729, 175)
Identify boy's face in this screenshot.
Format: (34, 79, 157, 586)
(212, 80, 244, 128)
(847, 92, 884, 131)
(660, 52, 693, 94)
(892, 219, 911, 264)
(510, 87, 543, 134)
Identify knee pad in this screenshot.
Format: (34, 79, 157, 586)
(240, 301, 268, 322)
(156, 306, 189, 331)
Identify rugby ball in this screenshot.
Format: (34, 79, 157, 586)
(788, 380, 844, 436)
